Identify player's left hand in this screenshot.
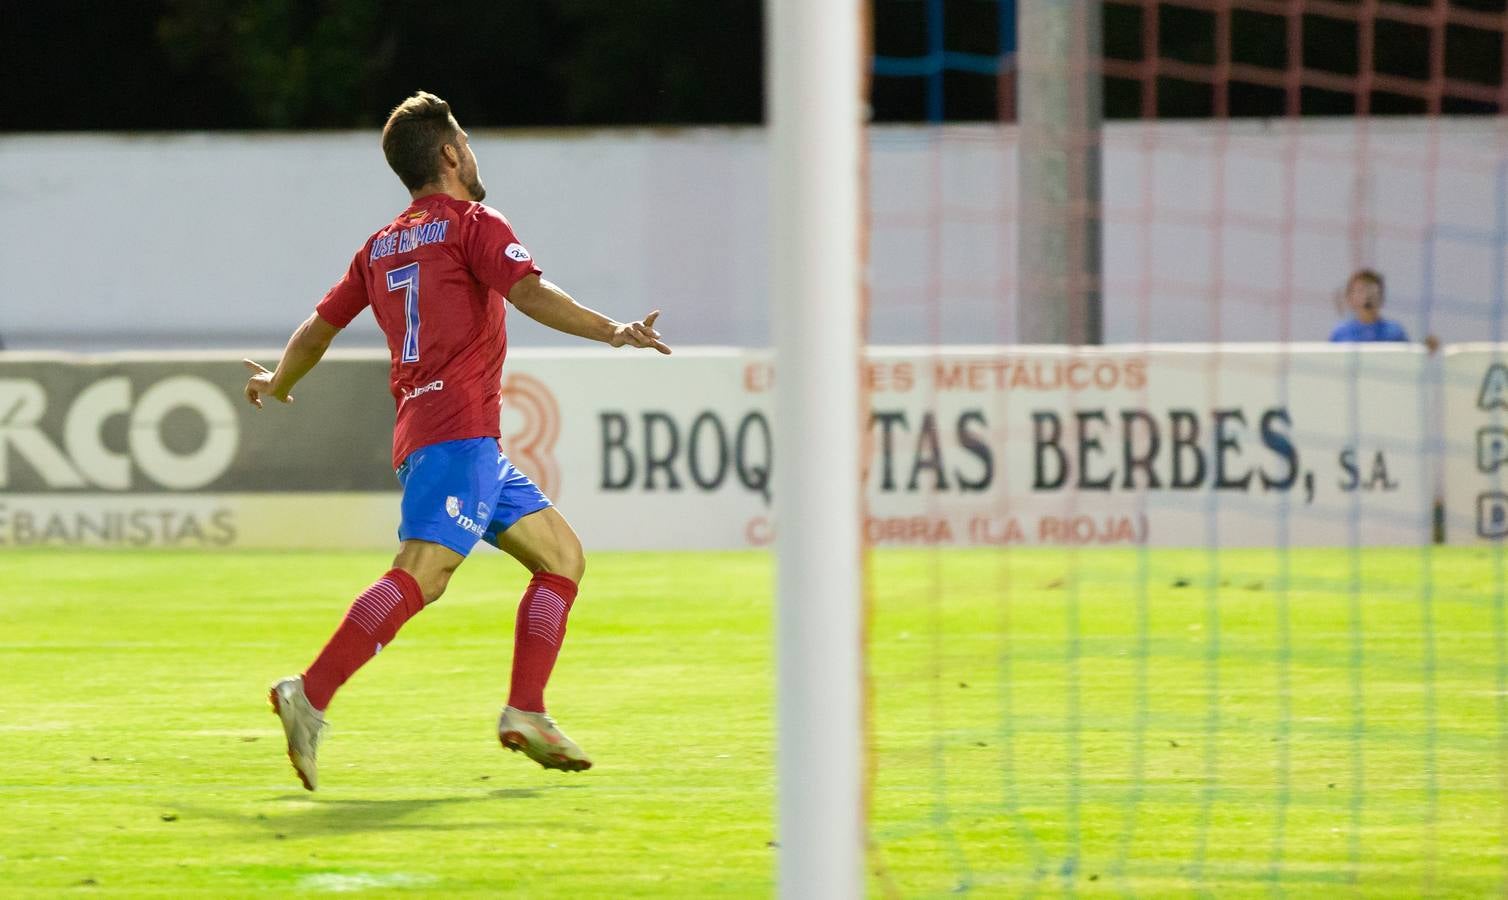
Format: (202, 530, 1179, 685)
(242, 358, 292, 409)
(610, 310, 671, 355)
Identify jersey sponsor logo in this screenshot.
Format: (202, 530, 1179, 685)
(0, 375, 239, 491)
(400, 380, 445, 402)
(500, 373, 561, 499)
(504, 243, 532, 262)
(444, 494, 485, 537)
(477, 501, 491, 522)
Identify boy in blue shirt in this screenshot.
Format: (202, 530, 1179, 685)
(1330, 269, 1410, 342)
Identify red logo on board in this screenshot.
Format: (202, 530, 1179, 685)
(500, 372, 562, 500)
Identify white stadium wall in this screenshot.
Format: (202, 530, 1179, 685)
(4, 344, 1487, 551)
(1, 118, 1504, 351)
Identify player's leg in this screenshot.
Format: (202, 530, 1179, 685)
(492, 505, 585, 582)
(301, 436, 501, 712)
(391, 538, 466, 604)
(271, 438, 503, 790)
(482, 462, 592, 770)
(270, 555, 437, 792)
(295, 539, 462, 713)
(491, 504, 585, 715)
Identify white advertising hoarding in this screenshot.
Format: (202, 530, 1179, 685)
(499, 345, 1431, 549)
(497, 350, 771, 551)
(1444, 345, 1508, 544)
(855, 345, 1430, 548)
(0, 346, 1432, 550)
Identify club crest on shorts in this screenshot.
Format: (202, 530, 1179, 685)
(445, 495, 461, 518)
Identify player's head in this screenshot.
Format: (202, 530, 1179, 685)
(1345, 269, 1385, 323)
(381, 91, 486, 202)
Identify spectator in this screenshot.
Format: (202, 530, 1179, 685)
(1329, 269, 1439, 351)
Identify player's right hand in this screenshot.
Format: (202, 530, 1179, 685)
(610, 310, 671, 355)
(242, 358, 292, 409)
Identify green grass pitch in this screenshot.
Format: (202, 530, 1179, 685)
(1, 547, 1505, 896)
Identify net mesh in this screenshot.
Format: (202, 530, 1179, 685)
(864, 1, 1508, 894)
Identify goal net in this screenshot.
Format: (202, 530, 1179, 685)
(861, 0, 1508, 894)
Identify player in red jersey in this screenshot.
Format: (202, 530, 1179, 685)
(245, 92, 669, 791)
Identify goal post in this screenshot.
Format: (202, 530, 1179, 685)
(767, 0, 866, 896)
(1017, 0, 1104, 345)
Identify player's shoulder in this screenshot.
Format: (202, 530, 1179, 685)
(450, 199, 516, 229)
(1329, 320, 1354, 341)
(1381, 319, 1409, 340)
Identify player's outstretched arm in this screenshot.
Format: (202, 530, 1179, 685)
(507, 274, 671, 354)
(243, 313, 342, 409)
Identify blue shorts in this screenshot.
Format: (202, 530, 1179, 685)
(396, 437, 553, 557)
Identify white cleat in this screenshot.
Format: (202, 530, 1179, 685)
(269, 676, 326, 791)
(498, 706, 592, 772)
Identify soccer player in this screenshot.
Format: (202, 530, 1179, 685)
(244, 91, 670, 791)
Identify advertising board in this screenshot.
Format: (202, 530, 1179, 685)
(0, 346, 1433, 550)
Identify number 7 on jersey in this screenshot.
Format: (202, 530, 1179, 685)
(387, 262, 421, 363)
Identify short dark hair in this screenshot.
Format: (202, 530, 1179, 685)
(381, 92, 460, 192)
(1348, 268, 1384, 294)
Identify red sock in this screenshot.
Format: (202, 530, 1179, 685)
(507, 572, 579, 713)
(303, 568, 425, 711)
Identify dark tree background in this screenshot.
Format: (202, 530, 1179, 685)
(1, 0, 1503, 130)
(1, 0, 764, 129)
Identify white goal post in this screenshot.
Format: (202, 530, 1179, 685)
(767, 0, 865, 896)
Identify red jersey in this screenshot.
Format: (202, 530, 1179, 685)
(315, 194, 541, 468)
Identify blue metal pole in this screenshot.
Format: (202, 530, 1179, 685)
(927, 0, 945, 122)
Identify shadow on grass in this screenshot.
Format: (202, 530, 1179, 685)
(174, 784, 588, 837)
